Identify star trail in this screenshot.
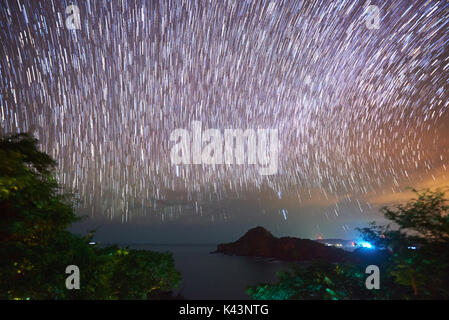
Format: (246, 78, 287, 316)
(1, 0, 448, 235)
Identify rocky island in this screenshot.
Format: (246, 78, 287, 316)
(213, 226, 356, 263)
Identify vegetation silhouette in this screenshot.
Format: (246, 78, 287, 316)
(0, 133, 181, 299)
(247, 188, 449, 300)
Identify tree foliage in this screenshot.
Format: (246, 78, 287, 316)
(247, 262, 380, 300)
(357, 188, 449, 299)
(0, 133, 181, 299)
(248, 188, 449, 300)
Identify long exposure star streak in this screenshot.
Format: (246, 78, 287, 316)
(0, 0, 448, 236)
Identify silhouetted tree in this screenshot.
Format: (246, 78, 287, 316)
(248, 189, 449, 300)
(0, 133, 181, 299)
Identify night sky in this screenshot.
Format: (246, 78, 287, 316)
(1, 0, 448, 244)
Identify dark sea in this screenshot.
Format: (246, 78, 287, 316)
(126, 244, 292, 300)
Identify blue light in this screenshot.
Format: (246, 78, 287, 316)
(360, 241, 374, 249)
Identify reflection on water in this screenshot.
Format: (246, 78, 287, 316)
(127, 244, 292, 300)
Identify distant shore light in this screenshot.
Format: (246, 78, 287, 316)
(360, 241, 374, 249)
